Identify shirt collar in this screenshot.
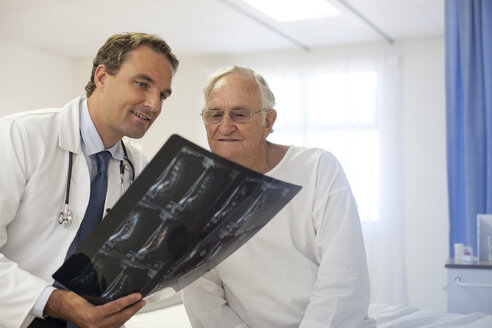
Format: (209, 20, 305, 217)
(80, 99, 124, 161)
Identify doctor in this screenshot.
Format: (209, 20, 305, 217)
(0, 32, 179, 328)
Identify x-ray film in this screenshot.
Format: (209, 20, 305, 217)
(53, 134, 301, 305)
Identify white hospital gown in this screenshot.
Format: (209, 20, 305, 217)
(183, 146, 376, 328)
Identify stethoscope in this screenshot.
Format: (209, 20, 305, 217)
(58, 140, 135, 227)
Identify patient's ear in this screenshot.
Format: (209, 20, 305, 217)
(263, 109, 277, 138)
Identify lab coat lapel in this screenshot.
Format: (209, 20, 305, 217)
(69, 152, 91, 222)
(57, 97, 91, 225)
(58, 96, 84, 154)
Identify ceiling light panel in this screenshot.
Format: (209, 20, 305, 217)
(240, 0, 340, 22)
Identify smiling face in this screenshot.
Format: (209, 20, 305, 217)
(88, 46, 173, 148)
(204, 73, 276, 170)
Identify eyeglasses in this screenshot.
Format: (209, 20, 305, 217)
(201, 108, 266, 124)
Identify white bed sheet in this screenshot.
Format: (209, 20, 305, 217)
(126, 303, 191, 328)
(126, 303, 492, 328)
(369, 303, 492, 328)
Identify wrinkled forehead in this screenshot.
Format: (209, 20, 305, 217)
(206, 73, 262, 109)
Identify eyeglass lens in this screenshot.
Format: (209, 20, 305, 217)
(203, 110, 254, 123)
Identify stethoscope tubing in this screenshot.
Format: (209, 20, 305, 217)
(120, 139, 135, 183)
(65, 151, 73, 205)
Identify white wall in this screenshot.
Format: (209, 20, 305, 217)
(1, 36, 448, 312)
(400, 37, 448, 312)
(0, 39, 75, 115)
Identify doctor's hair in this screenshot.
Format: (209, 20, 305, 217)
(85, 32, 179, 97)
(202, 66, 276, 114)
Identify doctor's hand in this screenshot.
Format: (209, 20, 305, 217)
(44, 289, 145, 328)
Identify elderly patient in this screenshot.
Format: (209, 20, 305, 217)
(182, 66, 376, 328)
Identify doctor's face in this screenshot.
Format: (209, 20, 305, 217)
(91, 46, 173, 148)
(204, 73, 275, 170)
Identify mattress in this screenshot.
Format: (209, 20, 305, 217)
(126, 302, 492, 328)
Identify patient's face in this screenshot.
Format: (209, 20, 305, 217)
(204, 73, 271, 169)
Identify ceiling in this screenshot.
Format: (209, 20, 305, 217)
(0, 0, 444, 59)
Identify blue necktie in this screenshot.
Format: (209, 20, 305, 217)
(65, 151, 112, 260)
(63, 151, 111, 328)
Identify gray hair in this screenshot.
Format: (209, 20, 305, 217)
(202, 65, 276, 111)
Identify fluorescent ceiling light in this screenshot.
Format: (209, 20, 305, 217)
(241, 0, 340, 22)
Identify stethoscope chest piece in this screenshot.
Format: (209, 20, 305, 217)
(58, 204, 73, 228)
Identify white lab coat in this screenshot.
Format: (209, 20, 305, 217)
(0, 97, 147, 328)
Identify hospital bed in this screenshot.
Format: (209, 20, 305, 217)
(126, 299, 492, 328)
